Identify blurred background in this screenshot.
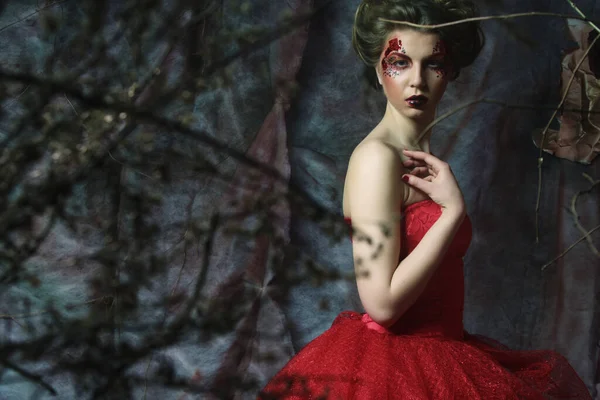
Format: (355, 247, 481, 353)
(0, 0, 598, 398)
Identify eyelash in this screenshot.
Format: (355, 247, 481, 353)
(389, 59, 444, 69)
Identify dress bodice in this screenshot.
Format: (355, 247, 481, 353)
(344, 199, 473, 339)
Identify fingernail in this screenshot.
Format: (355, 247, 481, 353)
(402, 175, 409, 183)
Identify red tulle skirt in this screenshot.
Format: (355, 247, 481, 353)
(259, 311, 591, 400)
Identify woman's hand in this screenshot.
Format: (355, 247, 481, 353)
(401, 149, 465, 215)
(402, 156, 431, 180)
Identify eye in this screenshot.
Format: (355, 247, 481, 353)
(427, 61, 444, 69)
(390, 59, 408, 68)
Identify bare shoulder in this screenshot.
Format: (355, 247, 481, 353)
(343, 139, 405, 221)
(350, 139, 399, 165)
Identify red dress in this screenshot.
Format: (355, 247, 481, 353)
(259, 199, 591, 399)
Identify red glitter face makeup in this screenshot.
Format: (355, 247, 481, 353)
(376, 30, 450, 119)
(382, 38, 405, 77)
(431, 40, 448, 78)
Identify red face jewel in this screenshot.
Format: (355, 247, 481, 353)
(384, 38, 402, 58)
(432, 40, 448, 78)
(433, 40, 446, 56)
(382, 38, 404, 77)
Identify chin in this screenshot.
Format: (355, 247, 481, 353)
(403, 107, 430, 119)
(391, 101, 435, 120)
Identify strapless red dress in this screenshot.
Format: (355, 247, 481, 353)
(259, 199, 591, 399)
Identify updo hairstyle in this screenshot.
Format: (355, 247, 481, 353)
(352, 0, 484, 87)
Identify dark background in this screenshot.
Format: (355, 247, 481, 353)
(0, 0, 598, 398)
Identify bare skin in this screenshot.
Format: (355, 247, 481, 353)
(343, 29, 455, 215)
(342, 29, 466, 327)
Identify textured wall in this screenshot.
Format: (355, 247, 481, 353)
(0, 0, 598, 398)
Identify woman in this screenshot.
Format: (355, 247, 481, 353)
(259, 0, 592, 398)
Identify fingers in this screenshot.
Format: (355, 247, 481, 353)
(403, 158, 435, 178)
(402, 159, 423, 168)
(407, 166, 430, 178)
(403, 159, 432, 173)
(402, 173, 431, 192)
(402, 149, 449, 174)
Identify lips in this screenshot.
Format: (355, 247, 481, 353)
(406, 95, 428, 108)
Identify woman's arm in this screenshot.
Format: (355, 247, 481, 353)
(346, 142, 465, 327)
(385, 209, 464, 325)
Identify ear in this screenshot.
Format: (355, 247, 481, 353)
(375, 66, 382, 85)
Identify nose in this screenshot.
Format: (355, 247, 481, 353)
(409, 65, 426, 89)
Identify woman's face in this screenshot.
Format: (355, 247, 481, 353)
(376, 29, 451, 119)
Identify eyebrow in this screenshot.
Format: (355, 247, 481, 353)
(385, 52, 445, 60)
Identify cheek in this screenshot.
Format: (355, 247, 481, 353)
(425, 69, 448, 86)
(381, 78, 405, 99)
(432, 66, 448, 79)
(429, 75, 448, 96)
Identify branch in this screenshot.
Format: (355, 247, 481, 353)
(379, 11, 598, 29)
(0, 0, 70, 34)
(541, 223, 600, 270)
(0, 297, 109, 321)
(415, 97, 600, 142)
(0, 67, 336, 234)
(0, 358, 57, 396)
(565, 0, 600, 33)
(569, 174, 600, 256)
(202, 1, 331, 77)
(534, 11, 600, 243)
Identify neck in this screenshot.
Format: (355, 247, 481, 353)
(380, 102, 434, 153)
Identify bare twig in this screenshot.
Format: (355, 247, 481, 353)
(379, 11, 597, 29)
(541, 223, 600, 270)
(569, 175, 600, 256)
(534, 12, 600, 243)
(0, 358, 57, 396)
(0, 0, 70, 34)
(417, 98, 482, 142)
(565, 0, 600, 33)
(415, 97, 589, 142)
(63, 93, 78, 115)
(0, 296, 109, 321)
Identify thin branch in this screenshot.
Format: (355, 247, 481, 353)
(565, 0, 600, 32)
(535, 15, 600, 243)
(173, 213, 219, 330)
(170, 192, 198, 297)
(107, 150, 156, 180)
(4, 84, 31, 109)
(63, 93, 78, 115)
(202, 1, 332, 77)
(0, 67, 335, 231)
(416, 97, 583, 142)
(569, 175, 600, 256)
(0, 0, 70, 34)
(142, 191, 198, 400)
(1, 357, 57, 396)
(541, 223, 600, 270)
(379, 11, 597, 29)
(417, 98, 482, 142)
(0, 296, 109, 320)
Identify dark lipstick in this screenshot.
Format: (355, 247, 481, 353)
(406, 95, 428, 108)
